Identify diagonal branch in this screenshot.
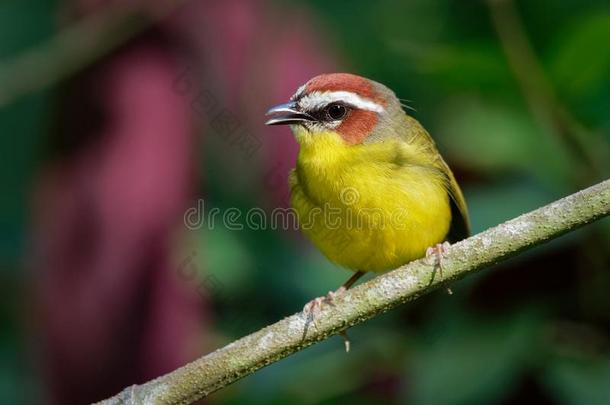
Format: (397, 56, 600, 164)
(98, 179, 610, 405)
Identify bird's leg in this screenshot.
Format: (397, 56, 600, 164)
(325, 270, 364, 304)
(303, 271, 365, 320)
(425, 241, 453, 294)
(425, 241, 450, 277)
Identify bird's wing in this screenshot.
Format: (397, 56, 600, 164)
(438, 155, 471, 242)
(399, 115, 471, 242)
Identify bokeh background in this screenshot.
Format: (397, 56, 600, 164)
(1, 0, 610, 404)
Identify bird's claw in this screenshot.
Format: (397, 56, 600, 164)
(303, 295, 352, 353)
(301, 272, 364, 350)
(325, 286, 346, 306)
(340, 330, 351, 353)
(303, 286, 347, 322)
(303, 297, 323, 323)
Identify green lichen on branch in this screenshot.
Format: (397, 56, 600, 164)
(98, 179, 610, 405)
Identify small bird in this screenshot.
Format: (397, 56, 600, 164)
(266, 73, 469, 313)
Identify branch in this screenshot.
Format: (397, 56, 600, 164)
(98, 179, 610, 405)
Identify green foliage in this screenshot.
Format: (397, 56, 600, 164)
(545, 356, 610, 405)
(549, 12, 610, 100)
(407, 312, 539, 405)
(436, 97, 573, 185)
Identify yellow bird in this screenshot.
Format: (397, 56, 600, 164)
(266, 73, 469, 309)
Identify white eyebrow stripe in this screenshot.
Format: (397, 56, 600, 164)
(298, 90, 384, 113)
(291, 84, 307, 100)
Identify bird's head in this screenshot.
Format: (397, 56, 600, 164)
(265, 73, 404, 145)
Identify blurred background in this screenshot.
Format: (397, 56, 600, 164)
(1, 0, 609, 404)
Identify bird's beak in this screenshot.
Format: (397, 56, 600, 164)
(265, 101, 313, 126)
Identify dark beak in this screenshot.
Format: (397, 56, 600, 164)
(265, 101, 313, 126)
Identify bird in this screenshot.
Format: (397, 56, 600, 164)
(265, 73, 469, 315)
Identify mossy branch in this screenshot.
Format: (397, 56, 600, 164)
(98, 179, 610, 405)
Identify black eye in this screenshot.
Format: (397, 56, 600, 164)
(325, 103, 348, 120)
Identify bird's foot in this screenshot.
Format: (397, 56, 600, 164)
(303, 286, 347, 318)
(301, 272, 364, 350)
(425, 241, 453, 294)
(325, 286, 347, 305)
(425, 241, 450, 277)
(302, 291, 352, 353)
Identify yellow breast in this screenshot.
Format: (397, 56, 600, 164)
(290, 128, 451, 272)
